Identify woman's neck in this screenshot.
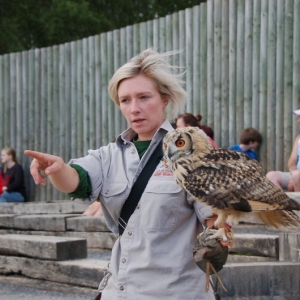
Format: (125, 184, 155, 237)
(6, 161, 15, 169)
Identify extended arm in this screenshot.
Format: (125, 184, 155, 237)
(24, 150, 79, 193)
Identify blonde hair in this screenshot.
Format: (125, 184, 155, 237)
(108, 48, 186, 120)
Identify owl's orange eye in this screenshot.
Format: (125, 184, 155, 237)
(176, 139, 185, 147)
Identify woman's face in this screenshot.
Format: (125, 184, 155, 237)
(118, 74, 169, 141)
(176, 117, 187, 128)
(1, 150, 11, 164)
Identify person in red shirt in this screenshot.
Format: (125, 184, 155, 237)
(0, 147, 26, 202)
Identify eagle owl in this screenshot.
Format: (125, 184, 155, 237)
(163, 127, 300, 242)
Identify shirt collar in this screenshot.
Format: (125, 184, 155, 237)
(115, 119, 174, 147)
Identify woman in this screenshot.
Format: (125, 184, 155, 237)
(0, 147, 26, 203)
(176, 113, 218, 148)
(25, 49, 218, 299)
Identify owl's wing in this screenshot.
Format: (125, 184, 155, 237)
(182, 148, 291, 212)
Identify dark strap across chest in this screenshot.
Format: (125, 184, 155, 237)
(118, 141, 163, 235)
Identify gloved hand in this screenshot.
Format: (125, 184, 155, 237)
(193, 227, 233, 292)
(193, 227, 230, 274)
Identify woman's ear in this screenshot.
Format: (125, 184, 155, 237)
(162, 98, 169, 108)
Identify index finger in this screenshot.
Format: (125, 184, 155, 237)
(24, 150, 49, 161)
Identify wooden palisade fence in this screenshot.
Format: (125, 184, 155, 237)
(0, 0, 299, 202)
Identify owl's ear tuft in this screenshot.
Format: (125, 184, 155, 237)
(185, 126, 203, 140)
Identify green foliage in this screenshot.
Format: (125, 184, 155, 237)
(0, 0, 206, 54)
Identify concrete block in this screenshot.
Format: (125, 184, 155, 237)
(233, 224, 278, 235)
(227, 255, 278, 263)
(0, 255, 106, 288)
(66, 216, 110, 232)
(0, 234, 87, 260)
(219, 262, 300, 299)
(12, 201, 88, 215)
(55, 231, 117, 249)
(0, 214, 15, 228)
(0, 204, 15, 214)
(0, 229, 117, 249)
(13, 214, 80, 231)
(279, 232, 300, 262)
(230, 234, 279, 258)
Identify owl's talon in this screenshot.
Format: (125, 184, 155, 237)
(205, 228, 233, 248)
(220, 241, 231, 247)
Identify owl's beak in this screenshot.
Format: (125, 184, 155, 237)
(167, 149, 174, 159)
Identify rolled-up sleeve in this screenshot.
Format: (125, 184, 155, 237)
(68, 149, 104, 203)
(68, 164, 92, 199)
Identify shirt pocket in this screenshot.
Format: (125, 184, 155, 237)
(100, 179, 128, 222)
(140, 178, 182, 232)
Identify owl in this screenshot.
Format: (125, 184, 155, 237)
(163, 127, 300, 242)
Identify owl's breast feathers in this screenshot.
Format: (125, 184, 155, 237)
(173, 148, 300, 214)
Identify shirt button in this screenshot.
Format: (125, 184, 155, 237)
(120, 286, 124, 291)
(122, 258, 126, 263)
(131, 149, 136, 154)
(128, 231, 132, 236)
(104, 189, 109, 195)
(136, 205, 140, 210)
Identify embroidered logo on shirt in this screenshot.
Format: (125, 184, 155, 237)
(153, 160, 173, 177)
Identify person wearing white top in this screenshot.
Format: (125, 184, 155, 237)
(267, 109, 300, 191)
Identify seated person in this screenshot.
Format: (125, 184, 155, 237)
(0, 147, 26, 203)
(176, 113, 218, 148)
(228, 127, 262, 160)
(266, 109, 300, 191)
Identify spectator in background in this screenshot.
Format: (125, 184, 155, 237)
(266, 109, 300, 191)
(176, 113, 218, 148)
(0, 147, 26, 203)
(228, 127, 262, 160)
(83, 200, 103, 216)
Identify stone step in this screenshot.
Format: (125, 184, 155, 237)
(0, 201, 88, 215)
(0, 229, 117, 249)
(279, 232, 300, 262)
(0, 214, 110, 232)
(13, 214, 82, 232)
(227, 254, 278, 263)
(0, 274, 97, 297)
(0, 251, 299, 298)
(0, 229, 280, 261)
(0, 192, 298, 217)
(219, 261, 300, 299)
(0, 255, 106, 289)
(230, 233, 279, 259)
(66, 215, 111, 232)
(0, 214, 280, 257)
(0, 234, 87, 261)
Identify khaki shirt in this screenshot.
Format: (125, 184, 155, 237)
(69, 120, 214, 300)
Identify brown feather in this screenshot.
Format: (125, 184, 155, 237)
(256, 210, 300, 228)
(163, 127, 300, 230)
